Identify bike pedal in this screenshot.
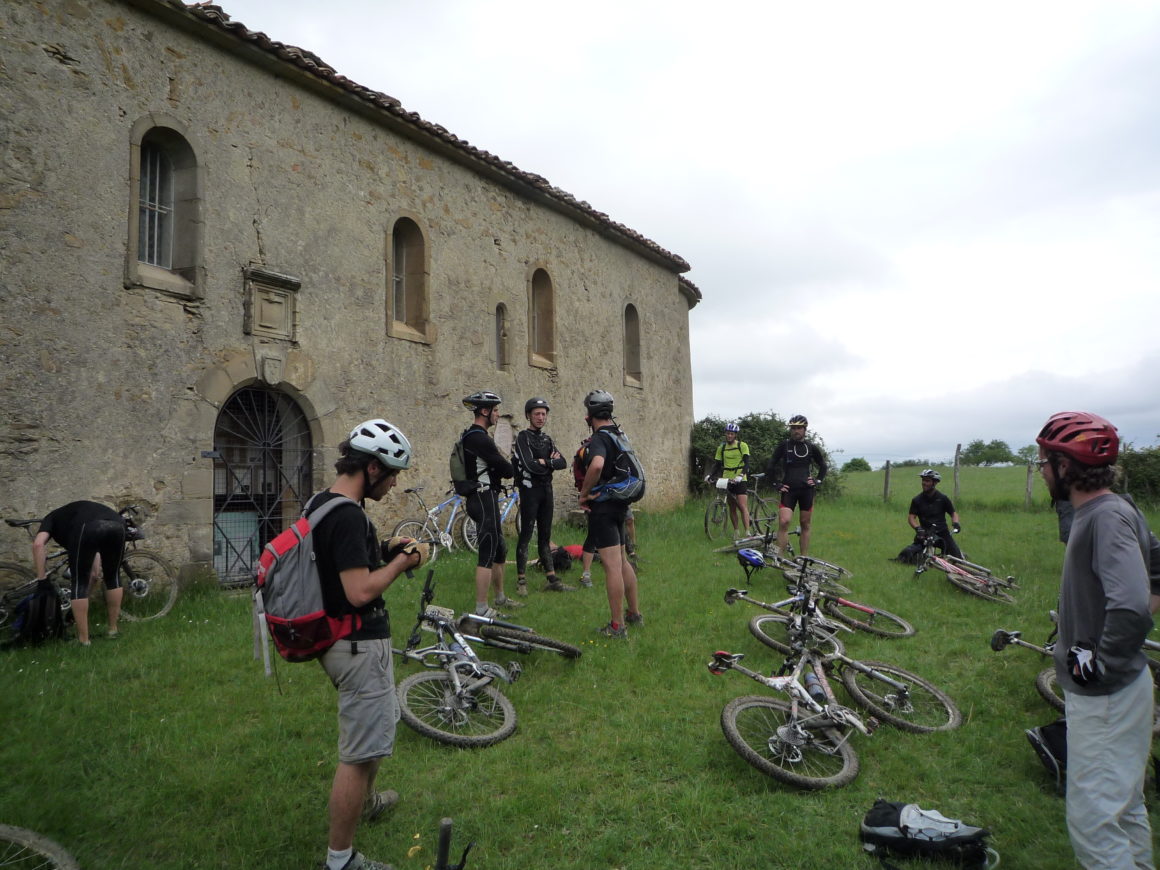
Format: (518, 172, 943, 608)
(865, 716, 881, 734)
(506, 661, 523, 682)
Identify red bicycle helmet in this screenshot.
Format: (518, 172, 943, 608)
(1036, 411, 1119, 466)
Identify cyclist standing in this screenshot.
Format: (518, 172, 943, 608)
(765, 415, 827, 556)
(513, 397, 570, 595)
(577, 390, 642, 638)
(1037, 411, 1155, 869)
(459, 391, 520, 615)
(32, 500, 127, 646)
(705, 422, 751, 539)
(905, 469, 963, 560)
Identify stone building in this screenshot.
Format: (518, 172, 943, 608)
(0, 0, 699, 582)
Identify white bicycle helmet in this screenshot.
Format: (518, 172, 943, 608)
(725, 422, 741, 433)
(920, 468, 941, 482)
(348, 419, 412, 470)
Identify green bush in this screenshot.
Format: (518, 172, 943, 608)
(841, 457, 871, 473)
(1119, 443, 1160, 506)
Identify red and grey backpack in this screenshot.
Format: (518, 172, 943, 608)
(254, 495, 364, 667)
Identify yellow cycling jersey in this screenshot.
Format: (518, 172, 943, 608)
(714, 441, 750, 479)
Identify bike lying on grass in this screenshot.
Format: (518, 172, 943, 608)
(726, 549, 914, 650)
(393, 571, 580, 747)
(991, 618, 1160, 735)
(714, 519, 852, 592)
(1, 506, 178, 630)
(709, 635, 960, 789)
(914, 527, 1017, 604)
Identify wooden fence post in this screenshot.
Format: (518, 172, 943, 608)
(1025, 462, 1034, 508)
(883, 461, 891, 502)
(953, 444, 961, 501)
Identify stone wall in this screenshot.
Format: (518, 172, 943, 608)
(0, 0, 697, 570)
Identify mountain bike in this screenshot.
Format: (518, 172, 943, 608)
(392, 487, 469, 560)
(1, 507, 178, 627)
(0, 824, 80, 869)
(991, 620, 1160, 734)
(704, 472, 776, 541)
(393, 570, 522, 747)
(716, 522, 852, 593)
(461, 487, 520, 553)
(914, 527, 1017, 604)
(709, 638, 960, 788)
(726, 549, 914, 649)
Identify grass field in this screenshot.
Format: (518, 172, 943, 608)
(2, 476, 1158, 869)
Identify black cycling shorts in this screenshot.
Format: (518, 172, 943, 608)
(779, 483, 816, 513)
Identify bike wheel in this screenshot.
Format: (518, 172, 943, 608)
(478, 625, 582, 659)
(397, 670, 516, 747)
(460, 517, 479, 553)
(841, 660, 961, 733)
(119, 551, 178, 621)
(822, 599, 915, 639)
(0, 563, 36, 630)
(720, 695, 859, 789)
(0, 824, 81, 869)
(704, 498, 726, 541)
(392, 519, 441, 563)
(748, 496, 777, 536)
(1035, 666, 1065, 714)
(944, 567, 1015, 604)
(748, 613, 845, 657)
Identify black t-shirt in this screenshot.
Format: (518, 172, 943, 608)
(909, 490, 956, 530)
(40, 501, 121, 546)
(305, 491, 389, 639)
(586, 425, 627, 515)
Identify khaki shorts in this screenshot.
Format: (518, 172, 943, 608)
(320, 638, 400, 764)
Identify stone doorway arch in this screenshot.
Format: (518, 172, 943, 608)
(212, 385, 313, 585)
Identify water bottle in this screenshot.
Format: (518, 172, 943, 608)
(804, 671, 827, 705)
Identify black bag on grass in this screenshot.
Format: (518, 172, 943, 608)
(1026, 717, 1067, 793)
(5, 579, 68, 648)
(860, 799, 994, 868)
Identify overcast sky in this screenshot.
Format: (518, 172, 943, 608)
(218, 0, 1160, 466)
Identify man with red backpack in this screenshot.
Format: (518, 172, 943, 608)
(310, 419, 427, 870)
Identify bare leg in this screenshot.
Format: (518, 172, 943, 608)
(72, 598, 91, 644)
(105, 586, 123, 635)
(778, 506, 794, 554)
(736, 493, 751, 535)
(621, 547, 640, 617)
(490, 562, 506, 600)
(799, 509, 814, 555)
(328, 758, 380, 850)
(599, 545, 625, 625)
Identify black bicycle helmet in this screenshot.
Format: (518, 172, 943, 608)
(525, 397, 550, 416)
(463, 390, 502, 411)
(584, 389, 615, 416)
(788, 414, 808, 427)
(920, 468, 941, 482)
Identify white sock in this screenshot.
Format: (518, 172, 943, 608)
(327, 847, 353, 870)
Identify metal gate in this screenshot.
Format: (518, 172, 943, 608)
(211, 386, 313, 586)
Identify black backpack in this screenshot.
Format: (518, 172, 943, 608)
(860, 799, 994, 868)
(5, 579, 69, 648)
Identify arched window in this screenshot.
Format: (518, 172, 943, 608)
(126, 118, 203, 298)
(624, 303, 642, 387)
(529, 268, 555, 368)
(387, 216, 432, 343)
(495, 303, 510, 370)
